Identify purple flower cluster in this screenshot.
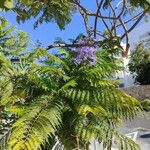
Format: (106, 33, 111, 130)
(72, 39, 96, 65)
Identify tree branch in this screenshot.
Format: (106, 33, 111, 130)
(72, 0, 126, 20)
(94, 0, 104, 38)
(45, 40, 105, 50)
(121, 9, 149, 39)
(118, 17, 130, 56)
(116, 11, 143, 27)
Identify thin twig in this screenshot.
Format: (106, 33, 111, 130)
(94, 0, 104, 38)
(121, 9, 148, 39)
(116, 11, 143, 27)
(118, 17, 129, 56)
(45, 39, 105, 50)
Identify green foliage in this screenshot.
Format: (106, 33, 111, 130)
(128, 0, 150, 9)
(8, 97, 63, 150)
(129, 42, 150, 85)
(0, 18, 145, 150)
(0, 16, 29, 56)
(1, 0, 74, 29)
(14, 0, 74, 29)
(0, 0, 14, 10)
(141, 99, 150, 111)
(0, 17, 29, 141)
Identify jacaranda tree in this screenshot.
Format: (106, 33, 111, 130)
(0, 17, 146, 150)
(0, 0, 150, 150)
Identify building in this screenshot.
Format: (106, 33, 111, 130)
(118, 22, 150, 87)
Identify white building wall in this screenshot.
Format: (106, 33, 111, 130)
(119, 22, 150, 87)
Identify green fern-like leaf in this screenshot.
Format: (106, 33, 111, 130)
(7, 96, 63, 150)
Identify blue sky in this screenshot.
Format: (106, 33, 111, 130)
(0, 1, 98, 47)
(1, 11, 85, 47)
(0, 0, 147, 49)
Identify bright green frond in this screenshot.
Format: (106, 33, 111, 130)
(7, 96, 63, 150)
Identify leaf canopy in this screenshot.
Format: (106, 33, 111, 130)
(0, 0, 74, 29)
(0, 16, 146, 150)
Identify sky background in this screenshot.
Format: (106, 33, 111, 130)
(0, 1, 97, 47)
(0, 1, 149, 49)
(1, 11, 85, 47)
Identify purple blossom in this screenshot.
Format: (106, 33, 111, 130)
(72, 39, 96, 65)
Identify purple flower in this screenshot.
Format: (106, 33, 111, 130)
(72, 39, 96, 65)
